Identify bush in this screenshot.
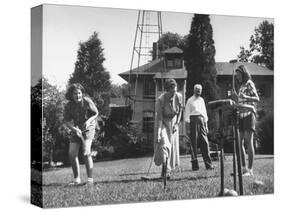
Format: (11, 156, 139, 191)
(91, 115, 154, 160)
(42, 126, 55, 168)
(256, 112, 274, 154)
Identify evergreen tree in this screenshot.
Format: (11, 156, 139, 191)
(183, 14, 218, 102)
(69, 32, 111, 116)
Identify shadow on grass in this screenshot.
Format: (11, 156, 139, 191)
(254, 156, 274, 160)
(119, 168, 205, 177)
(42, 174, 219, 188)
(43, 182, 87, 187)
(119, 171, 160, 176)
(95, 174, 219, 185)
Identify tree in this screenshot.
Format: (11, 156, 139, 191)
(238, 20, 274, 70)
(31, 78, 43, 169)
(183, 14, 218, 102)
(157, 32, 184, 53)
(237, 46, 252, 62)
(31, 77, 68, 168)
(42, 78, 68, 167)
(110, 83, 130, 101)
(69, 32, 112, 116)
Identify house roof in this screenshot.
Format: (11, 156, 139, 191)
(154, 69, 187, 79)
(119, 60, 273, 82)
(163, 47, 183, 54)
(119, 58, 187, 81)
(109, 97, 126, 107)
(216, 62, 273, 76)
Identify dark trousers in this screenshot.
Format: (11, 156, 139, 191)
(190, 116, 212, 168)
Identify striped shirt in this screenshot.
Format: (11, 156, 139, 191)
(238, 80, 259, 118)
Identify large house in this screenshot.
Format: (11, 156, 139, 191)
(118, 47, 274, 143)
(119, 47, 187, 142)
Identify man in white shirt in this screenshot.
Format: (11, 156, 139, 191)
(184, 84, 214, 171)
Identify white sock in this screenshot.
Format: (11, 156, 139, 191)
(87, 178, 94, 183)
(74, 177, 81, 183)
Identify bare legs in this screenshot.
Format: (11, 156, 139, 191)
(69, 141, 93, 182)
(69, 142, 81, 180)
(240, 130, 255, 173)
(84, 155, 93, 179)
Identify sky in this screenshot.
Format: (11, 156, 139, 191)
(37, 4, 273, 89)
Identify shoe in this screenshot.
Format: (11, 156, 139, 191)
(206, 165, 215, 170)
(69, 177, 82, 185)
(230, 167, 248, 176)
(161, 172, 171, 180)
(166, 173, 171, 180)
(87, 178, 94, 184)
(243, 169, 253, 177)
(191, 159, 199, 171)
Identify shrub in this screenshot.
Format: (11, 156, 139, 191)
(256, 112, 274, 154)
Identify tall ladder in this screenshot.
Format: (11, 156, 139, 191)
(128, 10, 163, 122)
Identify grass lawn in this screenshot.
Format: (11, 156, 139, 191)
(32, 154, 274, 208)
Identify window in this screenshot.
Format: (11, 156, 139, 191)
(167, 60, 174, 68)
(143, 111, 154, 133)
(166, 58, 182, 68)
(143, 78, 155, 98)
(176, 80, 184, 91)
(174, 59, 182, 68)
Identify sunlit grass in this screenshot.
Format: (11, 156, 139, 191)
(33, 154, 274, 208)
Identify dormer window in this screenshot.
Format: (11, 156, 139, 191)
(163, 47, 184, 69)
(166, 58, 182, 68)
(167, 60, 174, 68)
(174, 59, 182, 68)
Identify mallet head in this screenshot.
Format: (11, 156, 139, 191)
(229, 59, 238, 64)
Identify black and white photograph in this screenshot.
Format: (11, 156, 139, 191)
(30, 2, 274, 209)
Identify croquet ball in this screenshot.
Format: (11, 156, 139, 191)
(253, 180, 264, 188)
(223, 188, 238, 196)
(223, 188, 229, 193)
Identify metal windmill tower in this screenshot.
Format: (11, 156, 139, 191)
(128, 10, 163, 121)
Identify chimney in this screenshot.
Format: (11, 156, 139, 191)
(152, 42, 158, 60)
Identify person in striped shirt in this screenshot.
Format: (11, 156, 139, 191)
(233, 65, 260, 176)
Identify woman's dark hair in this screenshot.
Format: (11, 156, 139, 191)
(165, 78, 177, 91)
(235, 65, 251, 83)
(65, 83, 85, 101)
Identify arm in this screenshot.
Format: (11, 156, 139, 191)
(173, 94, 183, 133)
(231, 88, 239, 103)
(184, 99, 191, 134)
(64, 104, 82, 136)
(155, 98, 163, 143)
(65, 122, 82, 137)
(175, 106, 182, 125)
(202, 99, 209, 133)
(84, 97, 99, 128)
